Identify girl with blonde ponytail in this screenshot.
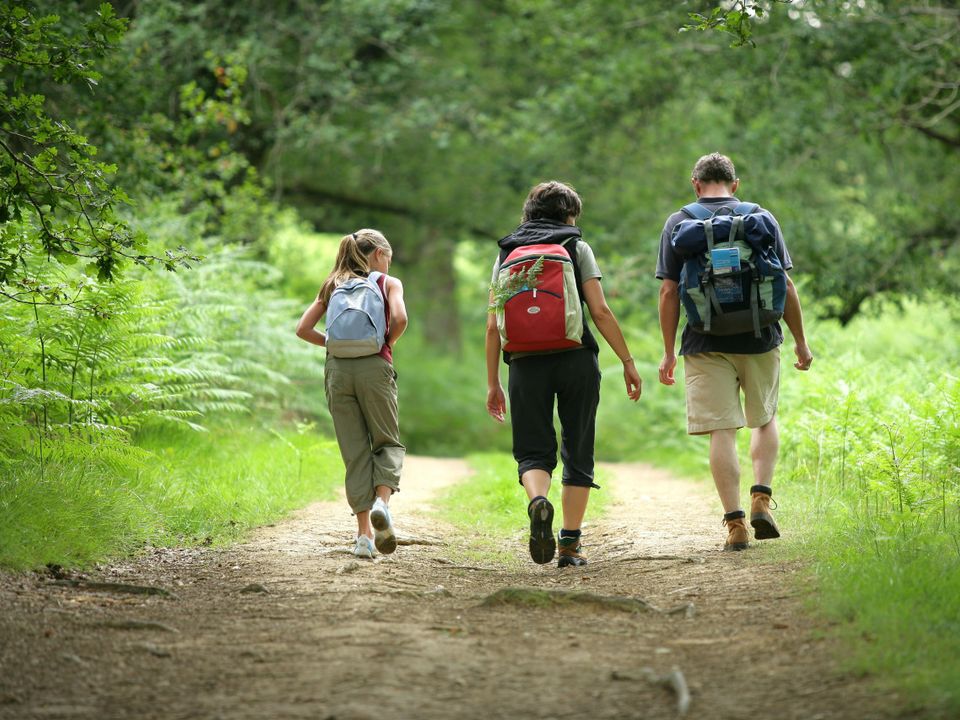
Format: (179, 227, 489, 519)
(296, 228, 408, 559)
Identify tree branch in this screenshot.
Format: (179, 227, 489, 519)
(907, 122, 960, 150)
(286, 186, 497, 240)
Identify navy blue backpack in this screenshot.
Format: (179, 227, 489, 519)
(670, 202, 787, 337)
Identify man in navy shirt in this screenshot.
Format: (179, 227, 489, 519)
(656, 153, 814, 550)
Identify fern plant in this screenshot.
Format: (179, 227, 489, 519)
(488, 255, 545, 312)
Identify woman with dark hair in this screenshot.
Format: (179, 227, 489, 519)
(486, 181, 642, 567)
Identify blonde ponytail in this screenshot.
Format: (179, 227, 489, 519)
(318, 229, 393, 305)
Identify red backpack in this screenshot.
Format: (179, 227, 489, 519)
(495, 240, 585, 353)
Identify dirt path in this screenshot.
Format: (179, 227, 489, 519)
(0, 457, 905, 720)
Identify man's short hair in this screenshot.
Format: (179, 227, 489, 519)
(692, 153, 737, 184)
(522, 181, 582, 223)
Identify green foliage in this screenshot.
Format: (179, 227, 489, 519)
(266, 215, 342, 301)
(814, 530, 960, 714)
(1, 1, 325, 500)
(682, 1, 794, 47)
(775, 300, 959, 526)
(0, 246, 326, 480)
(0, 423, 341, 569)
(396, 330, 511, 456)
(0, 2, 197, 300)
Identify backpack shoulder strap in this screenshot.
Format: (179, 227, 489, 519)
(733, 202, 760, 216)
(564, 238, 584, 289)
(366, 271, 386, 303)
(555, 236, 582, 272)
(681, 203, 713, 221)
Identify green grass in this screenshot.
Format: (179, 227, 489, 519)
(815, 521, 960, 713)
(749, 471, 960, 717)
(0, 423, 342, 570)
(433, 452, 610, 566)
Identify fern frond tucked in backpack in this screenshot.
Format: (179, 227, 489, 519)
(488, 255, 545, 312)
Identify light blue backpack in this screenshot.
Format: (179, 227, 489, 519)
(325, 271, 387, 358)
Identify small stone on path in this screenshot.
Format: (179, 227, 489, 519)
(134, 642, 171, 658)
(61, 653, 87, 667)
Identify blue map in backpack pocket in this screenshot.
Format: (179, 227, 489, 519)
(711, 247, 743, 303)
(711, 247, 741, 274)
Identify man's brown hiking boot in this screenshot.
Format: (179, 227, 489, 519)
(750, 485, 781, 540)
(722, 510, 749, 551)
(558, 534, 587, 568)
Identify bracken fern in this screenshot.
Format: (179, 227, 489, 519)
(488, 255, 544, 312)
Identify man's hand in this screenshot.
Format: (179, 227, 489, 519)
(486, 384, 506, 422)
(623, 359, 642, 401)
(794, 342, 813, 371)
(659, 352, 677, 385)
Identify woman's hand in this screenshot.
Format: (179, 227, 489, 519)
(623, 359, 642, 401)
(486, 384, 506, 423)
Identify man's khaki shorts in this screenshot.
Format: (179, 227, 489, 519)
(683, 349, 780, 434)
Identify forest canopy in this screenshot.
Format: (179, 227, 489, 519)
(3, 1, 957, 338)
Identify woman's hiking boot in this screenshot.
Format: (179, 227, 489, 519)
(722, 510, 749, 551)
(558, 535, 587, 568)
(750, 485, 780, 540)
(527, 496, 556, 564)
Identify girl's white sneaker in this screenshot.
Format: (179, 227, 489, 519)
(352, 534, 377, 559)
(370, 498, 397, 555)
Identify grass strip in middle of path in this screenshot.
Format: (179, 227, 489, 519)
(433, 452, 609, 566)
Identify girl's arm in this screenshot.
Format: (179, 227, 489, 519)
(581, 278, 642, 401)
(385, 277, 408, 347)
(295, 298, 328, 347)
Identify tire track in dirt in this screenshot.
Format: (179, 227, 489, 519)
(0, 457, 907, 720)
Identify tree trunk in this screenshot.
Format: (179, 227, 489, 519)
(410, 226, 461, 355)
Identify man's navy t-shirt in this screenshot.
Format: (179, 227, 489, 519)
(655, 196, 793, 356)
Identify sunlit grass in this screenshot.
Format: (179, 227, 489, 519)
(0, 423, 342, 570)
(814, 522, 960, 715)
